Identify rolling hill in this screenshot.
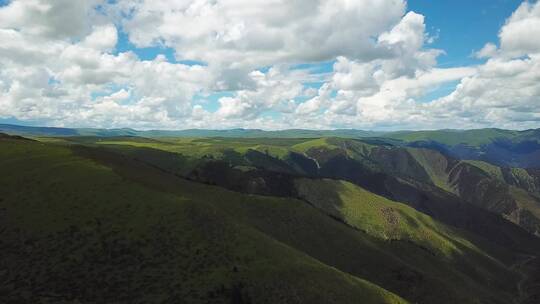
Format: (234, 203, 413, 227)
(0, 134, 407, 304)
(2, 129, 540, 303)
(89, 135, 540, 237)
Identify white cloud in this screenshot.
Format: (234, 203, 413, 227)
(475, 43, 497, 59)
(499, 1, 540, 57)
(331, 57, 379, 93)
(425, 55, 540, 129)
(82, 24, 118, 52)
(0, 4, 212, 129)
(296, 84, 333, 116)
(377, 12, 442, 78)
(118, 0, 407, 67)
(291, 1, 540, 130)
(0, 0, 104, 39)
(214, 67, 307, 119)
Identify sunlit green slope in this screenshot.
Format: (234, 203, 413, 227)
(0, 136, 406, 304)
(2, 135, 537, 303)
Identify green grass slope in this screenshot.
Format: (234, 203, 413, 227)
(292, 138, 540, 237)
(211, 176, 522, 304)
(384, 128, 519, 146)
(293, 179, 522, 294)
(5, 135, 539, 303)
(296, 178, 470, 253)
(76, 135, 540, 238)
(0, 137, 407, 304)
(71, 142, 530, 304)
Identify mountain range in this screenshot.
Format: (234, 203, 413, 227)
(1, 124, 540, 303)
(2, 123, 540, 168)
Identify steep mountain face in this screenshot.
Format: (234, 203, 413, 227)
(86, 136, 540, 239)
(387, 128, 540, 168)
(447, 162, 540, 236)
(502, 167, 540, 195)
(297, 138, 540, 237)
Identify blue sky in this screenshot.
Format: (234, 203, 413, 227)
(0, 0, 539, 130)
(408, 0, 523, 67)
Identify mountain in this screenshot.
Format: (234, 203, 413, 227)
(292, 138, 540, 236)
(2, 127, 540, 303)
(385, 128, 540, 168)
(0, 123, 138, 137)
(0, 123, 381, 139)
(3, 123, 540, 168)
(0, 135, 407, 304)
(85, 135, 540, 237)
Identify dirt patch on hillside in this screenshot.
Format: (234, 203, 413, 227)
(381, 207, 400, 226)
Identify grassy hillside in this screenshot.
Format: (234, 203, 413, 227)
(0, 136, 408, 304)
(4, 121, 540, 166)
(385, 129, 518, 146)
(296, 178, 471, 253)
(3, 135, 539, 303)
(293, 178, 534, 300)
(3, 123, 540, 169)
(75, 135, 540, 237)
(82, 141, 524, 304)
(288, 138, 540, 237)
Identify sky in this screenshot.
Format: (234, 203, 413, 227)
(0, 0, 539, 130)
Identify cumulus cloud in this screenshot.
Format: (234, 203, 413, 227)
(499, 1, 540, 57)
(117, 0, 407, 68)
(214, 67, 307, 120)
(475, 43, 497, 59)
(424, 56, 540, 129)
(82, 24, 118, 52)
(0, 0, 104, 39)
(289, 1, 540, 130)
(377, 12, 442, 78)
(0, 48, 211, 128)
(0, 0, 212, 128)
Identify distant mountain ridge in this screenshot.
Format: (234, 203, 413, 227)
(0, 123, 382, 138)
(2, 123, 540, 167)
(1, 123, 538, 141)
